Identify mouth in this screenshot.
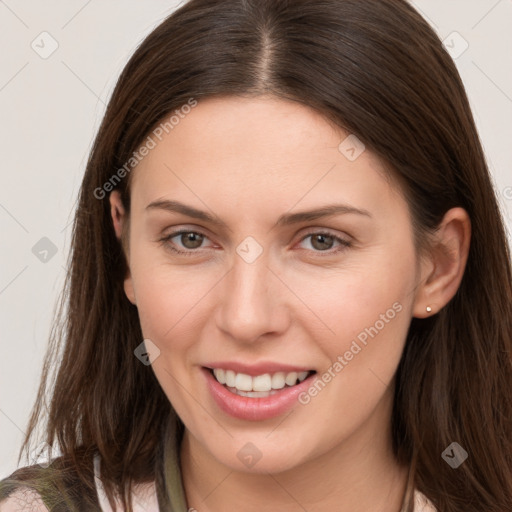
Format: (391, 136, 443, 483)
(202, 366, 317, 421)
(206, 367, 316, 398)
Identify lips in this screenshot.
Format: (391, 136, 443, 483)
(202, 365, 317, 421)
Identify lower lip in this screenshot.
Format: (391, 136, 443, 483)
(202, 367, 316, 421)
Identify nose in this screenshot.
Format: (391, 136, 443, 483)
(215, 250, 289, 344)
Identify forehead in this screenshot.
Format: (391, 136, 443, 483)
(129, 96, 405, 221)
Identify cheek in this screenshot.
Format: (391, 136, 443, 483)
(292, 262, 414, 432)
(288, 244, 417, 374)
(129, 260, 210, 415)
(129, 251, 220, 354)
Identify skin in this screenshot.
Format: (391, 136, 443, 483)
(110, 96, 470, 511)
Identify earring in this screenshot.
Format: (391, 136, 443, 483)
(426, 306, 432, 313)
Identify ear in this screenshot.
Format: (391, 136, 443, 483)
(412, 207, 471, 318)
(109, 191, 136, 305)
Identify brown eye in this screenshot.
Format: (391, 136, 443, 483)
(179, 232, 204, 249)
(160, 230, 213, 256)
(298, 231, 351, 254)
(310, 233, 335, 251)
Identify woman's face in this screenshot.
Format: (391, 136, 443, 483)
(115, 96, 425, 473)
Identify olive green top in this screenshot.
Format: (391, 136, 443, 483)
(161, 415, 188, 511)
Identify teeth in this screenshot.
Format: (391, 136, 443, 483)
(213, 368, 226, 385)
(298, 371, 309, 382)
(271, 372, 286, 390)
(235, 389, 279, 397)
(235, 373, 253, 391)
(285, 372, 298, 386)
(225, 370, 236, 387)
(253, 374, 272, 392)
(212, 368, 311, 392)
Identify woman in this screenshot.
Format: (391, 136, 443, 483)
(1, 0, 511, 511)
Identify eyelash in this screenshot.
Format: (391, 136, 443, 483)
(158, 229, 352, 257)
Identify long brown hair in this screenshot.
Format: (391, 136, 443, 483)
(3, 0, 512, 510)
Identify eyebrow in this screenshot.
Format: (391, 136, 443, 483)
(145, 199, 372, 228)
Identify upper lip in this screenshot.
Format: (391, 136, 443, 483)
(203, 361, 315, 376)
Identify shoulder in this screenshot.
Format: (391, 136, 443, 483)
(0, 487, 48, 512)
(0, 452, 158, 512)
(0, 462, 51, 511)
(0, 465, 51, 512)
(0, 451, 99, 511)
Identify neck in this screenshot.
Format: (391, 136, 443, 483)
(180, 391, 409, 512)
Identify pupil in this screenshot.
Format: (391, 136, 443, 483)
(312, 234, 333, 251)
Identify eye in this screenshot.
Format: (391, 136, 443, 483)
(158, 228, 351, 256)
(297, 231, 351, 253)
(159, 229, 214, 255)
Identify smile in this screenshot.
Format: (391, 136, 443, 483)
(203, 367, 317, 421)
(210, 368, 313, 397)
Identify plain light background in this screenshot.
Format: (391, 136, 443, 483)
(1, 0, 511, 478)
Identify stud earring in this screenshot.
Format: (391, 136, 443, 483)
(426, 306, 432, 313)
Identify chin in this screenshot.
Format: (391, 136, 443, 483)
(205, 437, 310, 475)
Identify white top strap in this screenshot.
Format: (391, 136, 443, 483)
(93, 453, 159, 512)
